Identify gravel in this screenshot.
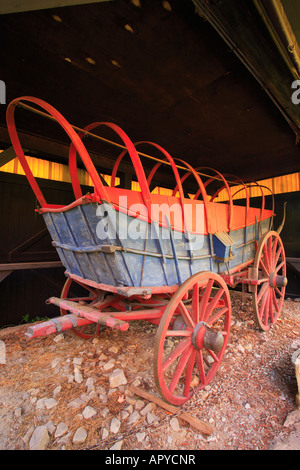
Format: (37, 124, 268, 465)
(0, 292, 299, 450)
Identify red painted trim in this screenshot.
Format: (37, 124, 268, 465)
(6, 97, 110, 204)
(66, 272, 179, 296)
(39, 186, 273, 235)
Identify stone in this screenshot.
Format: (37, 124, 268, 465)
(102, 427, 109, 439)
(86, 377, 95, 392)
(82, 405, 97, 419)
(0, 340, 6, 364)
(51, 358, 60, 369)
(170, 417, 180, 432)
(53, 333, 64, 342)
(55, 422, 68, 438)
(68, 398, 85, 409)
(125, 404, 133, 414)
(146, 412, 159, 425)
(73, 357, 83, 366)
(103, 359, 115, 371)
(29, 426, 50, 450)
(109, 368, 127, 388)
(110, 440, 123, 450)
(22, 425, 34, 445)
(128, 410, 141, 426)
(110, 417, 121, 434)
(53, 385, 62, 397)
(80, 393, 90, 403)
(101, 407, 110, 418)
(108, 346, 119, 354)
(121, 410, 129, 420)
(73, 427, 87, 444)
(44, 398, 58, 409)
(36, 398, 45, 410)
(74, 369, 84, 384)
(136, 431, 146, 443)
(135, 399, 145, 411)
(45, 421, 56, 435)
(283, 410, 300, 428)
(14, 407, 22, 418)
(140, 403, 156, 416)
(58, 432, 71, 446)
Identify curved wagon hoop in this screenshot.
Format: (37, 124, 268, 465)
(5, 96, 287, 406)
(6, 97, 111, 206)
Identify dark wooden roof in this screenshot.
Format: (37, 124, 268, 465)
(0, 0, 299, 185)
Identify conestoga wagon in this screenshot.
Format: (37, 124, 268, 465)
(6, 97, 287, 405)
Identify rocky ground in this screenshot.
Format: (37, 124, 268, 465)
(0, 291, 299, 451)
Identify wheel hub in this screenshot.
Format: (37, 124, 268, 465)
(192, 321, 224, 353)
(269, 273, 288, 288)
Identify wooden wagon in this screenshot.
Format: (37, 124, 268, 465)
(5, 97, 287, 405)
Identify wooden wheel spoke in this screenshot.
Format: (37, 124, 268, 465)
(275, 286, 284, 297)
(191, 282, 200, 323)
(162, 337, 191, 373)
(165, 329, 192, 337)
(206, 306, 228, 327)
(179, 300, 195, 328)
(168, 345, 193, 394)
(257, 281, 268, 303)
(207, 349, 220, 364)
(268, 236, 273, 270)
(272, 289, 280, 313)
(262, 244, 271, 274)
(269, 291, 274, 323)
(263, 291, 271, 326)
(204, 287, 225, 321)
(199, 279, 214, 321)
(259, 287, 269, 319)
(259, 257, 270, 277)
(272, 237, 278, 270)
(183, 349, 197, 396)
(274, 247, 282, 268)
(275, 260, 285, 274)
(195, 350, 206, 386)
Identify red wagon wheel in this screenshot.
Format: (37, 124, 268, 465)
(154, 271, 231, 405)
(60, 278, 103, 339)
(252, 231, 287, 331)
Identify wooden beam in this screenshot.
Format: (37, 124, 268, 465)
(0, 261, 63, 271)
(0, 125, 197, 193)
(0, 271, 12, 282)
(0, 0, 114, 15)
(0, 146, 20, 168)
(0, 125, 120, 171)
(130, 385, 213, 436)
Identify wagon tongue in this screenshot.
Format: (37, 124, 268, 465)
(25, 297, 129, 340)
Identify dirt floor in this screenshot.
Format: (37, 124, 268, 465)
(0, 290, 300, 451)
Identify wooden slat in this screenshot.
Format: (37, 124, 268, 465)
(130, 385, 213, 436)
